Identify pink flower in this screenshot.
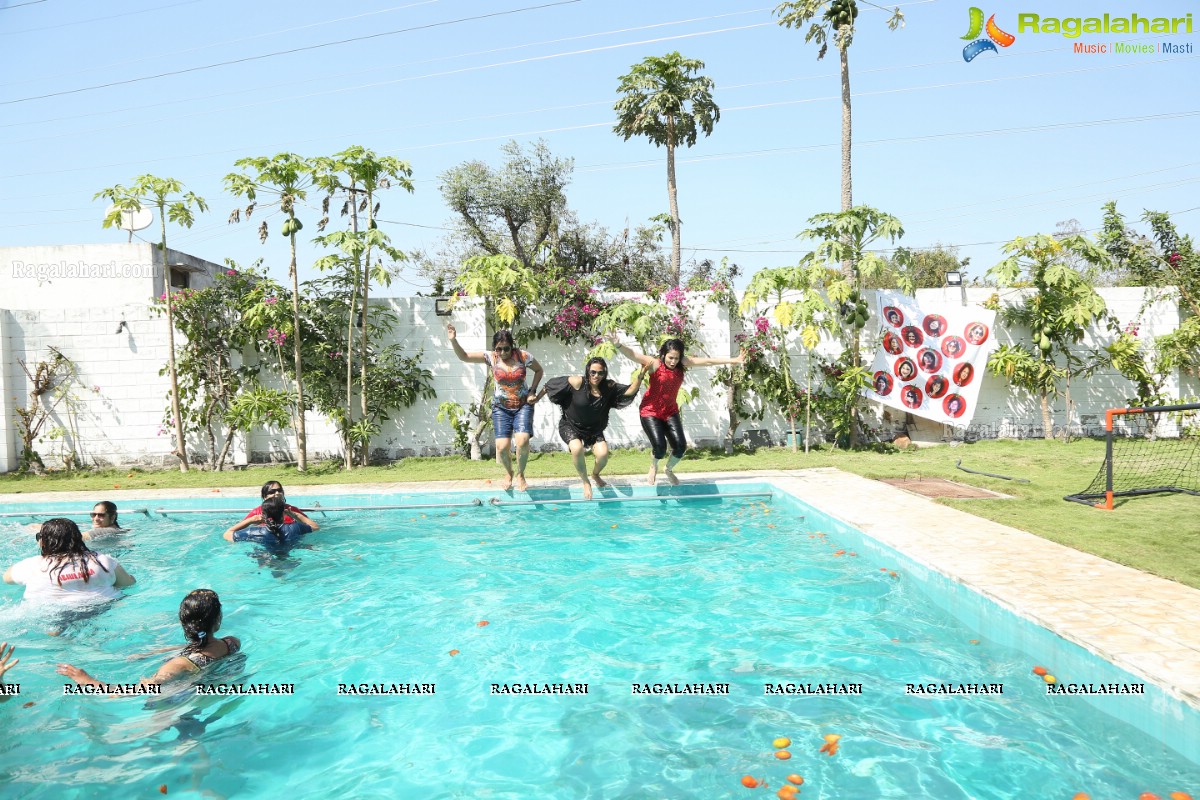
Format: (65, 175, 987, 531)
(754, 316, 770, 334)
(1168, 252, 1182, 265)
(92, 385, 101, 393)
(264, 296, 278, 305)
(226, 269, 237, 276)
(664, 287, 686, 306)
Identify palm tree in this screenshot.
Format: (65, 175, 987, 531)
(614, 51, 719, 286)
(774, 1, 904, 218)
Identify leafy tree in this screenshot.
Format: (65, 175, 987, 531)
(774, 1, 904, 217)
(438, 139, 571, 273)
(1097, 203, 1200, 421)
(311, 146, 415, 467)
(270, 271, 434, 464)
(225, 153, 313, 471)
(871, 244, 966, 293)
(795, 206, 904, 444)
(162, 263, 290, 471)
(97, 175, 208, 471)
(614, 51, 720, 285)
(740, 263, 841, 450)
(985, 234, 1112, 439)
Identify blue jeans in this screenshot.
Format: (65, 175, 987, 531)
(492, 402, 534, 439)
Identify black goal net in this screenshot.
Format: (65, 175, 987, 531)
(1064, 403, 1200, 509)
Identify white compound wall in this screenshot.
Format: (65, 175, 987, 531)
(1, 254, 1194, 471)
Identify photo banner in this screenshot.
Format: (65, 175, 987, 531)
(862, 290, 997, 426)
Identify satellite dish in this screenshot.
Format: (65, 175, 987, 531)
(104, 204, 153, 239)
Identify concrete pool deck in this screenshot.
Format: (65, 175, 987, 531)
(4, 467, 1198, 710)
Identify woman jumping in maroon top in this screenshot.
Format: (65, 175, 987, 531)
(612, 336, 743, 486)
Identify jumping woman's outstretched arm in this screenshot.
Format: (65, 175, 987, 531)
(682, 353, 744, 368)
(447, 324, 488, 364)
(610, 335, 657, 369)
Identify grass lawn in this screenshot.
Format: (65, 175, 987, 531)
(1, 439, 1196, 589)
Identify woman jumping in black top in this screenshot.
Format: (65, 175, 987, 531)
(535, 357, 644, 500)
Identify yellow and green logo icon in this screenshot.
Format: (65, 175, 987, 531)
(962, 7, 1016, 61)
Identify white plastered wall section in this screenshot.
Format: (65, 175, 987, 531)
(0, 283, 1191, 470)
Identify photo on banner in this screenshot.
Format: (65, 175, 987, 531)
(863, 290, 998, 426)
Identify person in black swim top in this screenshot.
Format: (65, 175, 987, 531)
(57, 589, 241, 690)
(534, 357, 644, 500)
(222, 496, 319, 544)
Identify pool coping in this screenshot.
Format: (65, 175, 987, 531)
(4, 468, 1199, 711)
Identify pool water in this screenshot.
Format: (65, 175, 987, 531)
(1, 485, 1197, 799)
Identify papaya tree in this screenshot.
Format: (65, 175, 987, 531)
(96, 175, 207, 472)
(795, 206, 902, 444)
(312, 228, 407, 467)
(311, 146, 415, 461)
(225, 153, 313, 470)
(740, 262, 840, 451)
(986, 234, 1111, 440)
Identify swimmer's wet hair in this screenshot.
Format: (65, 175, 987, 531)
(179, 589, 222, 655)
(37, 518, 108, 586)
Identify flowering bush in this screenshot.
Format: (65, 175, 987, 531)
(538, 276, 610, 345)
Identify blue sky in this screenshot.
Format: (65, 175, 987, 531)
(1, 0, 1196, 293)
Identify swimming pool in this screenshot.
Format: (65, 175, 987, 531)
(1, 481, 1197, 798)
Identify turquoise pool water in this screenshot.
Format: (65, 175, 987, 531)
(1, 483, 1197, 799)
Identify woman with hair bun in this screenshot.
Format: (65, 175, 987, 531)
(3, 518, 135, 602)
(612, 336, 743, 485)
(56, 589, 241, 689)
(222, 495, 318, 545)
(448, 325, 544, 491)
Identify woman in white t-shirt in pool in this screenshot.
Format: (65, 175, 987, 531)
(3, 518, 135, 603)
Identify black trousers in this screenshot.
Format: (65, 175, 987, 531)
(640, 414, 687, 460)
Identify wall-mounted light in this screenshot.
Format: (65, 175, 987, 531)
(945, 271, 967, 306)
(434, 297, 452, 316)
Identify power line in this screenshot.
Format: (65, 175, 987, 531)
(1, 0, 48, 9)
(0, 1, 447, 87)
(0, 0, 199, 36)
(0, 0, 582, 106)
(0, 11, 774, 139)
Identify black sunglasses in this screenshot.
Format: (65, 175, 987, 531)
(90, 512, 108, 517)
(588, 369, 606, 376)
(495, 346, 513, 353)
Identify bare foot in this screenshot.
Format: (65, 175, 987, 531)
(514, 474, 528, 492)
(591, 473, 608, 488)
(664, 469, 680, 486)
(647, 463, 658, 486)
(581, 479, 593, 500)
(500, 473, 513, 491)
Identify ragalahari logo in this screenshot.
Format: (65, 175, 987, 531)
(962, 7, 1016, 61)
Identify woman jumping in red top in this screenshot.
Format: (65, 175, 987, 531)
(612, 336, 743, 485)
